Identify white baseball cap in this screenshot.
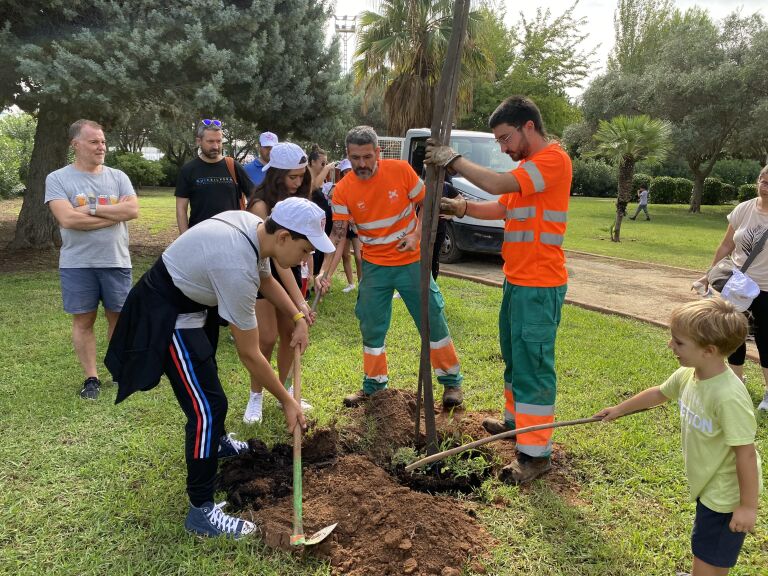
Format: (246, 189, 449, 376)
(338, 158, 352, 172)
(259, 131, 278, 147)
(261, 142, 308, 172)
(271, 197, 336, 253)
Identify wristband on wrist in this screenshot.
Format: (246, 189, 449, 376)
(292, 312, 306, 322)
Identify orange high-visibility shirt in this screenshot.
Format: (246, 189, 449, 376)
(332, 159, 425, 266)
(498, 142, 572, 287)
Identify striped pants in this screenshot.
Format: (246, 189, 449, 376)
(499, 281, 567, 458)
(164, 328, 227, 506)
(355, 260, 463, 394)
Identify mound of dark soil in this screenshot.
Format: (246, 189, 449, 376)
(219, 388, 581, 575)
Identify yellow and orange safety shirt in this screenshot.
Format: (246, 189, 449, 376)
(332, 159, 425, 266)
(498, 142, 572, 287)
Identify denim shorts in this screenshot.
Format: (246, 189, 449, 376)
(691, 499, 746, 568)
(60, 268, 132, 314)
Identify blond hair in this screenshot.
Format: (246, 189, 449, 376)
(670, 298, 748, 356)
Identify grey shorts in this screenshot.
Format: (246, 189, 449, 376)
(60, 268, 132, 314)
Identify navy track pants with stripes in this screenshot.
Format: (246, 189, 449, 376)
(164, 327, 227, 506)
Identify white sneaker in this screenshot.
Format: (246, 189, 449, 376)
(243, 392, 263, 424)
(393, 291, 401, 299)
(758, 390, 768, 412)
(342, 283, 356, 293)
(286, 385, 313, 411)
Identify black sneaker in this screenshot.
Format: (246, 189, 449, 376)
(79, 377, 101, 400)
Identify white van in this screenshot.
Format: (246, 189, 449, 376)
(401, 128, 517, 262)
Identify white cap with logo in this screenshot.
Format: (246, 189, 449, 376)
(338, 158, 352, 172)
(271, 197, 335, 253)
(261, 142, 308, 172)
(259, 131, 278, 147)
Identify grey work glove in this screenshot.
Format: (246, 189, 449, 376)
(440, 196, 467, 218)
(424, 138, 462, 169)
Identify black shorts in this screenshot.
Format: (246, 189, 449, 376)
(691, 499, 746, 568)
(256, 264, 301, 300)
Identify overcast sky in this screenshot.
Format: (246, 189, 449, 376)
(330, 0, 765, 91)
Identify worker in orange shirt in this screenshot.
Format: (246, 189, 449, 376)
(425, 96, 572, 484)
(315, 125, 464, 409)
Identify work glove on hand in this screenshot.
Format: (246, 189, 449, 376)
(440, 196, 467, 218)
(424, 138, 462, 169)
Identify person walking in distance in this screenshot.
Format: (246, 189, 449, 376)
(45, 119, 139, 400)
(630, 185, 650, 221)
(426, 95, 571, 484)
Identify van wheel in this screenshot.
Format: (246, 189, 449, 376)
(439, 222, 463, 263)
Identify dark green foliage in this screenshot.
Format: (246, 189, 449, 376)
(106, 153, 163, 189)
(721, 183, 737, 203)
(702, 178, 724, 205)
(649, 176, 676, 204)
(672, 177, 693, 204)
(738, 183, 758, 202)
(570, 158, 617, 197)
(158, 157, 180, 188)
(711, 158, 762, 187)
(632, 172, 652, 192)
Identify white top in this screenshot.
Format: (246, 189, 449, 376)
(727, 198, 768, 289)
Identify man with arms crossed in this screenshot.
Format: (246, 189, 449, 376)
(45, 119, 139, 400)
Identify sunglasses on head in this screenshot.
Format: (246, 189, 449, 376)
(201, 119, 222, 127)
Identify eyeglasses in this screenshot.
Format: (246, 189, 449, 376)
(494, 129, 518, 145)
(201, 119, 222, 127)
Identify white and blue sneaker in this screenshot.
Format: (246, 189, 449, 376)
(218, 433, 250, 458)
(185, 501, 256, 539)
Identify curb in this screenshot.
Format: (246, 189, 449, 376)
(440, 268, 760, 364)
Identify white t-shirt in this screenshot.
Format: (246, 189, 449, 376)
(162, 211, 271, 330)
(727, 199, 768, 289)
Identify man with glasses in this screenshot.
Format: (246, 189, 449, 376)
(45, 119, 139, 400)
(425, 95, 572, 485)
(244, 131, 278, 187)
(175, 119, 255, 352)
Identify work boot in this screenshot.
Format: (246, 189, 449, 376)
(343, 389, 370, 408)
(441, 386, 464, 408)
(500, 453, 552, 485)
(482, 417, 513, 436)
(79, 377, 101, 400)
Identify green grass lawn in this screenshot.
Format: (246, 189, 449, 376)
(0, 191, 765, 575)
(564, 197, 731, 270)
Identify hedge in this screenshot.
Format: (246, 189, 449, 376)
(649, 176, 676, 204)
(672, 177, 693, 204)
(702, 178, 724, 205)
(571, 158, 616, 197)
(738, 183, 758, 203)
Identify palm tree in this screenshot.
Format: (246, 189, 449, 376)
(591, 114, 672, 241)
(353, 0, 493, 136)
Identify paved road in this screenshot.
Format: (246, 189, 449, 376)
(441, 250, 759, 360)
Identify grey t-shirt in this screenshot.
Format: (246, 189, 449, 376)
(162, 210, 271, 330)
(44, 164, 136, 268)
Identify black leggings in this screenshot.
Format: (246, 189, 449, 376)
(728, 290, 768, 368)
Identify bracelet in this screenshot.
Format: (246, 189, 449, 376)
(292, 312, 306, 322)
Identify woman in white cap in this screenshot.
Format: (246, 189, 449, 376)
(244, 142, 315, 424)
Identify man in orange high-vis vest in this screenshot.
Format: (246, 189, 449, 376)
(425, 96, 572, 485)
(315, 125, 465, 409)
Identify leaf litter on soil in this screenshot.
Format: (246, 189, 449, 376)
(218, 389, 586, 575)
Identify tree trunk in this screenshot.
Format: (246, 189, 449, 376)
(689, 170, 704, 213)
(9, 103, 70, 250)
(611, 157, 635, 242)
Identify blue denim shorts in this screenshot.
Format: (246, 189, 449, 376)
(60, 268, 132, 314)
(691, 499, 746, 568)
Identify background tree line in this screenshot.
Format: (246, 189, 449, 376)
(1, 0, 766, 248)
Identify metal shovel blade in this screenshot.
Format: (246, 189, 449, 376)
(303, 522, 338, 546)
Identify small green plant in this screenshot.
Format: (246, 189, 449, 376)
(391, 446, 419, 468)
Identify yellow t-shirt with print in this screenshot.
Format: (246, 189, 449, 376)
(660, 366, 762, 513)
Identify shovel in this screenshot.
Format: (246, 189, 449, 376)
(290, 346, 337, 546)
